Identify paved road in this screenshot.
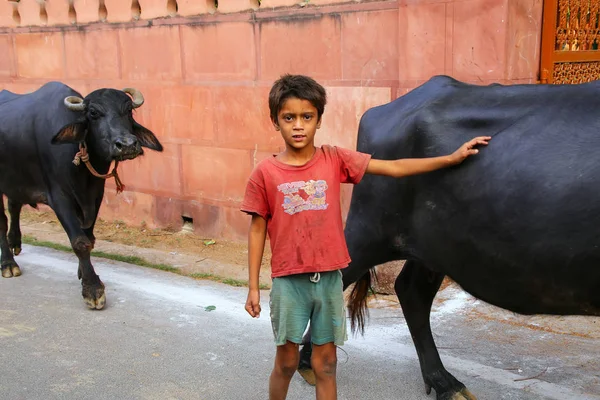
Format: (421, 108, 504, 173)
(1, 245, 599, 400)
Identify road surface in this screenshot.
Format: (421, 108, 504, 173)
(1, 245, 598, 400)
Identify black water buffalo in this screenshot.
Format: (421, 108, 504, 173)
(298, 75, 600, 399)
(0, 82, 162, 309)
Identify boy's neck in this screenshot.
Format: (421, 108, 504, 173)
(277, 145, 317, 166)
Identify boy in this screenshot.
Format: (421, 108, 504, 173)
(241, 74, 490, 400)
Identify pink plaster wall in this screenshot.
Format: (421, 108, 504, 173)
(0, 0, 543, 241)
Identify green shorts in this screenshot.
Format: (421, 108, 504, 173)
(269, 270, 347, 347)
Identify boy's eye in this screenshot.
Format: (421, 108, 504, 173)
(284, 116, 293, 122)
(304, 114, 312, 120)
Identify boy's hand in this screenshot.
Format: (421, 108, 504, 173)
(245, 289, 261, 318)
(449, 136, 491, 165)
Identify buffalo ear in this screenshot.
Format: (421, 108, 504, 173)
(51, 119, 88, 144)
(133, 121, 163, 151)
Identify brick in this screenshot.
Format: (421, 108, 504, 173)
(104, 0, 133, 22)
(154, 197, 184, 230)
(45, 0, 72, 25)
(44, 79, 85, 97)
(260, 15, 342, 80)
(0, 35, 14, 77)
(118, 143, 182, 196)
(444, 0, 453, 77)
(184, 203, 250, 242)
(181, 146, 253, 202)
(314, 86, 391, 150)
(0, 1, 17, 27)
(177, 0, 211, 16)
(64, 30, 120, 80)
(73, 0, 101, 23)
(138, 0, 170, 19)
(341, 10, 398, 81)
(99, 190, 157, 227)
(0, 82, 42, 95)
(84, 80, 117, 94)
(212, 86, 281, 150)
(181, 22, 256, 81)
(132, 84, 215, 144)
(217, 0, 254, 13)
(183, 201, 220, 237)
(119, 26, 182, 81)
(17, 0, 41, 26)
(251, 150, 279, 169)
(58, 80, 89, 96)
(398, 3, 446, 81)
(15, 32, 65, 79)
(309, 0, 354, 5)
(505, 0, 543, 80)
(259, 0, 302, 8)
(221, 205, 251, 241)
(452, 0, 507, 81)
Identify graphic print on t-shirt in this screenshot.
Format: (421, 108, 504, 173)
(277, 179, 329, 215)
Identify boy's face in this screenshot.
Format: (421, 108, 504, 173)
(273, 97, 321, 151)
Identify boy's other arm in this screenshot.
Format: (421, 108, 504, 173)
(365, 136, 491, 178)
(245, 213, 267, 318)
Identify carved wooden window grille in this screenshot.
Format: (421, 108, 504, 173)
(540, 0, 600, 83)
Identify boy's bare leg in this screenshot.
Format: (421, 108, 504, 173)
(312, 342, 338, 400)
(270, 341, 300, 400)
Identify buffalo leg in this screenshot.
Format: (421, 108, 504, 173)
(82, 193, 102, 252)
(79, 225, 97, 280)
(396, 261, 475, 400)
(7, 199, 23, 256)
(75, 223, 98, 281)
(83, 226, 96, 250)
(80, 195, 103, 279)
(52, 200, 105, 310)
(0, 195, 21, 278)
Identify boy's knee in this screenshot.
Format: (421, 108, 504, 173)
(312, 349, 337, 377)
(275, 342, 300, 378)
(277, 362, 298, 378)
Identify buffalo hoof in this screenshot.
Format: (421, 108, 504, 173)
(1, 261, 21, 278)
(298, 368, 316, 386)
(425, 370, 476, 400)
(439, 388, 477, 400)
(82, 281, 106, 310)
(12, 247, 21, 256)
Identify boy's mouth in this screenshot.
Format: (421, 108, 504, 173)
(292, 135, 306, 142)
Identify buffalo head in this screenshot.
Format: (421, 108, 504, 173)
(51, 88, 163, 161)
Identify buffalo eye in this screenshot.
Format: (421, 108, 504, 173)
(89, 109, 100, 119)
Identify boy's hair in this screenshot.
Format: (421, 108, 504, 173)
(269, 74, 327, 124)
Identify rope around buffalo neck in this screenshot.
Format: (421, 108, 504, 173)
(72, 142, 125, 194)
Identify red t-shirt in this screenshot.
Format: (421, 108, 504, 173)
(241, 145, 372, 278)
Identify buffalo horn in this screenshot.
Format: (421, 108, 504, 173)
(64, 96, 86, 111)
(122, 88, 144, 108)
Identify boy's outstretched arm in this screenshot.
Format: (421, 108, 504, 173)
(366, 136, 491, 178)
(245, 213, 267, 318)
